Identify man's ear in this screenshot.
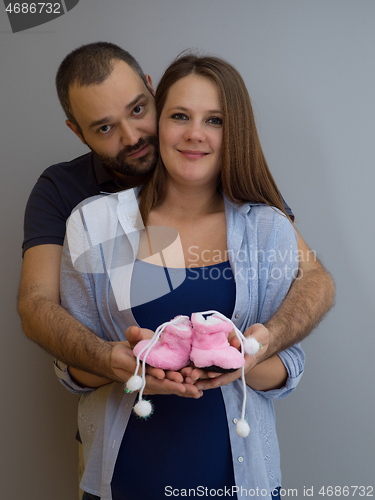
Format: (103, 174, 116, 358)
(66, 120, 86, 145)
(145, 74, 155, 96)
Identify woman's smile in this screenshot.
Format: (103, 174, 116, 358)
(177, 149, 209, 160)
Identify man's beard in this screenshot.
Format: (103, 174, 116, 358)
(95, 135, 159, 177)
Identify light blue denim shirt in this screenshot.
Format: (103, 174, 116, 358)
(55, 189, 305, 499)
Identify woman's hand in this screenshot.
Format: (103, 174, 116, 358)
(124, 326, 203, 398)
(181, 360, 248, 391)
(180, 323, 288, 392)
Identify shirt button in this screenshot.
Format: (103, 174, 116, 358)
(232, 418, 238, 424)
(235, 314, 239, 319)
(238, 456, 244, 463)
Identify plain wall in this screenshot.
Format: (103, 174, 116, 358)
(1, 1, 374, 498)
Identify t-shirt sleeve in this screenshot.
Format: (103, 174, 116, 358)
(22, 175, 70, 254)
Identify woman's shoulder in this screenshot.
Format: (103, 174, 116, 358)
(248, 204, 289, 224)
(249, 204, 295, 236)
(226, 200, 296, 244)
(226, 198, 289, 224)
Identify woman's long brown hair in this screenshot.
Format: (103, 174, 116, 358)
(139, 54, 290, 223)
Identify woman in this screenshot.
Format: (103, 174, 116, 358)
(58, 54, 304, 500)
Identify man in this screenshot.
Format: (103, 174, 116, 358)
(18, 42, 334, 395)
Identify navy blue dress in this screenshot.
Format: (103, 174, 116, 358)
(111, 261, 238, 500)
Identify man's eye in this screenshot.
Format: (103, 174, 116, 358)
(98, 125, 112, 134)
(207, 116, 222, 126)
(133, 105, 145, 116)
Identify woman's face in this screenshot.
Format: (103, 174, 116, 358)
(158, 74, 223, 189)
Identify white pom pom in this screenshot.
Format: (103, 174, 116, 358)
(244, 337, 260, 356)
(236, 418, 250, 437)
(125, 375, 143, 393)
(133, 399, 153, 418)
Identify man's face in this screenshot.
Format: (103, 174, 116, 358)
(66, 60, 158, 178)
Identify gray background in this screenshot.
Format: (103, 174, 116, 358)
(1, 1, 374, 498)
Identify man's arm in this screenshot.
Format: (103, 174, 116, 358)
(247, 230, 335, 362)
(18, 244, 200, 396)
(18, 245, 114, 376)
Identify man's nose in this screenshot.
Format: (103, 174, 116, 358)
(119, 121, 141, 147)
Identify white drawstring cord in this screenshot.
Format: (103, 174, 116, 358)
(195, 310, 260, 437)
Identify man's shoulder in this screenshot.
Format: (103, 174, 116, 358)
(32, 151, 101, 206)
(40, 152, 94, 181)
(22, 152, 110, 254)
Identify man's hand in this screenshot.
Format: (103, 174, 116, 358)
(68, 338, 203, 398)
(125, 325, 153, 350)
(228, 323, 270, 359)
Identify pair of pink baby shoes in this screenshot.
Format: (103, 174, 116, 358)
(134, 312, 246, 373)
(125, 311, 261, 438)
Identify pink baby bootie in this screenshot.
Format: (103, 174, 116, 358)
(190, 312, 245, 372)
(133, 315, 193, 371)
(126, 315, 192, 419)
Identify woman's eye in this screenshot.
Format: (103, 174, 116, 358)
(171, 113, 188, 121)
(133, 105, 145, 116)
(208, 116, 223, 125)
(98, 125, 112, 134)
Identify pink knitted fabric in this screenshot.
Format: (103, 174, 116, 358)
(133, 316, 192, 371)
(190, 313, 245, 371)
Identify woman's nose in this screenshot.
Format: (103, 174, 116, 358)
(184, 121, 204, 142)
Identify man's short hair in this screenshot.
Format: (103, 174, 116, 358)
(56, 41, 149, 124)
